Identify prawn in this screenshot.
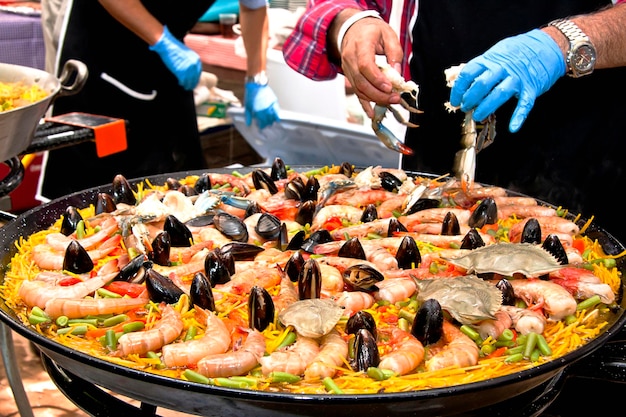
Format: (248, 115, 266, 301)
(32, 234, 122, 270)
(44, 293, 149, 319)
(398, 208, 471, 228)
(378, 327, 425, 376)
(508, 217, 580, 242)
(331, 291, 375, 315)
(46, 217, 119, 251)
(497, 205, 557, 220)
(196, 329, 266, 378)
(116, 303, 184, 356)
(330, 218, 393, 240)
(304, 329, 349, 380)
(273, 268, 299, 313)
(425, 320, 479, 371)
(311, 205, 364, 231)
(472, 310, 513, 340)
(499, 305, 546, 335)
(161, 309, 231, 368)
(508, 279, 577, 321)
(259, 335, 320, 376)
(325, 189, 398, 208)
(374, 278, 416, 304)
(216, 265, 282, 295)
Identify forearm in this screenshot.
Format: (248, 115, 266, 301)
(239, 4, 268, 77)
(98, 0, 163, 45)
(542, 2, 626, 69)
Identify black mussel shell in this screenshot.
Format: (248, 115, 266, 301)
(301, 176, 320, 202)
(343, 264, 384, 292)
(583, 227, 623, 256)
(460, 228, 485, 250)
(185, 212, 216, 228)
(145, 268, 185, 304)
(213, 212, 249, 242)
(360, 204, 378, 223)
(300, 229, 333, 253)
(352, 328, 380, 371)
(379, 171, 403, 192)
(220, 250, 236, 275)
(252, 169, 278, 195)
(164, 215, 193, 247)
(405, 198, 440, 215)
(220, 242, 264, 260)
(468, 197, 498, 228)
(521, 218, 542, 244)
(411, 298, 444, 345)
(284, 177, 305, 201)
(270, 157, 288, 180)
(194, 173, 212, 194)
(542, 234, 569, 265)
(63, 240, 93, 274)
(396, 235, 421, 269)
(204, 249, 231, 286)
(95, 192, 117, 214)
(149, 231, 171, 266)
(190, 272, 216, 311)
(339, 162, 353, 178)
(248, 286, 275, 331)
(179, 184, 198, 196)
(298, 258, 322, 300)
(255, 213, 282, 240)
(337, 237, 367, 260)
(441, 211, 461, 236)
(166, 177, 182, 190)
(244, 201, 263, 218)
(285, 250, 305, 282)
(112, 174, 136, 205)
(276, 223, 290, 251)
(295, 200, 316, 226)
(346, 310, 377, 339)
(495, 279, 516, 306)
(60, 206, 84, 236)
(286, 230, 306, 251)
(387, 218, 408, 236)
(114, 254, 151, 284)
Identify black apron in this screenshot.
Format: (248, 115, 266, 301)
(42, 0, 214, 199)
(404, 0, 626, 242)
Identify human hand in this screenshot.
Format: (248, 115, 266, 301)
(449, 29, 566, 132)
(244, 82, 280, 130)
(149, 26, 202, 90)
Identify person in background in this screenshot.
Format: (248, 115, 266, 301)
(283, 1, 626, 243)
(240, 0, 280, 129)
(40, 0, 68, 74)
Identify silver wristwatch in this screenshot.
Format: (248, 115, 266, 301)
(548, 19, 596, 78)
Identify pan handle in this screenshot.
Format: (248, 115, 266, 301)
(55, 60, 89, 99)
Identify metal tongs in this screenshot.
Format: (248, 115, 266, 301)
(453, 111, 496, 191)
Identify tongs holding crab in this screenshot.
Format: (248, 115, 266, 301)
(371, 63, 423, 155)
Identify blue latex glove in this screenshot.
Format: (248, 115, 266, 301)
(149, 26, 202, 91)
(449, 29, 566, 132)
(244, 82, 280, 129)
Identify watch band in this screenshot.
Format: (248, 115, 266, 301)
(245, 71, 269, 85)
(548, 18, 596, 77)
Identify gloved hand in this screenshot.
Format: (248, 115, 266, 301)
(244, 82, 280, 129)
(449, 29, 566, 132)
(149, 26, 202, 91)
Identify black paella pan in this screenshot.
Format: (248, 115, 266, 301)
(0, 167, 624, 417)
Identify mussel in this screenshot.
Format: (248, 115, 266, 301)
(111, 174, 136, 205)
(185, 212, 215, 228)
(60, 206, 84, 236)
(270, 157, 288, 180)
(284, 250, 305, 282)
(145, 268, 185, 304)
(460, 228, 485, 250)
(114, 254, 150, 284)
(337, 237, 367, 260)
(542, 234, 569, 265)
(166, 177, 182, 190)
(346, 310, 377, 339)
(248, 286, 275, 331)
(284, 177, 305, 201)
(252, 169, 278, 194)
(301, 175, 320, 202)
(339, 162, 354, 177)
(360, 204, 378, 223)
(213, 212, 249, 242)
(495, 278, 516, 306)
(351, 328, 380, 371)
(62, 240, 94, 274)
(220, 242, 264, 260)
(411, 298, 444, 345)
(468, 197, 498, 228)
(298, 258, 322, 300)
(379, 171, 403, 192)
(179, 184, 198, 196)
(204, 249, 231, 286)
(95, 192, 117, 214)
(521, 218, 542, 244)
(343, 264, 384, 292)
(396, 235, 421, 269)
(194, 172, 212, 194)
(295, 200, 316, 226)
(163, 215, 193, 247)
(404, 198, 440, 215)
(190, 272, 216, 311)
(441, 211, 461, 236)
(255, 213, 282, 240)
(387, 218, 408, 236)
(285, 230, 306, 251)
(244, 201, 263, 217)
(149, 231, 171, 266)
(300, 229, 333, 253)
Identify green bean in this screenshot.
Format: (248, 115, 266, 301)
(516, 334, 528, 347)
(30, 306, 48, 318)
(323, 377, 343, 394)
(29, 314, 51, 325)
(215, 378, 250, 389)
(57, 325, 88, 335)
(146, 351, 166, 369)
(75, 220, 86, 239)
(397, 317, 410, 332)
(505, 345, 526, 356)
(276, 331, 297, 349)
(230, 376, 258, 386)
(183, 370, 211, 384)
(56, 316, 69, 327)
(398, 309, 415, 323)
(523, 332, 538, 359)
(504, 353, 524, 363)
(184, 325, 197, 341)
(498, 328, 514, 342)
(429, 263, 439, 274)
(564, 314, 577, 325)
(104, 329, 118, 351)
(576, 295, 601, 311)
(460, 325, 481, 343)
(494, 339, 516, 348)
(367, 367, 387, 381)
(270, 372, 301, 383)
(67, 318, 99, 327)
(101, 314, 129, 327)
(530, 347, 541, 363)
(536, 334, 552, 356)
(96, 288, 122, 298)
(480, 344, 495, 356)
(122, 321, 145, 333)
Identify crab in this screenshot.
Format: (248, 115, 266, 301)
(441, 243, 566, 277)
(278, 298, 344, 338)
(371, 63, 422, 155)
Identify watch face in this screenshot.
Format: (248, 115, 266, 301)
(573, 44, 596, 72)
